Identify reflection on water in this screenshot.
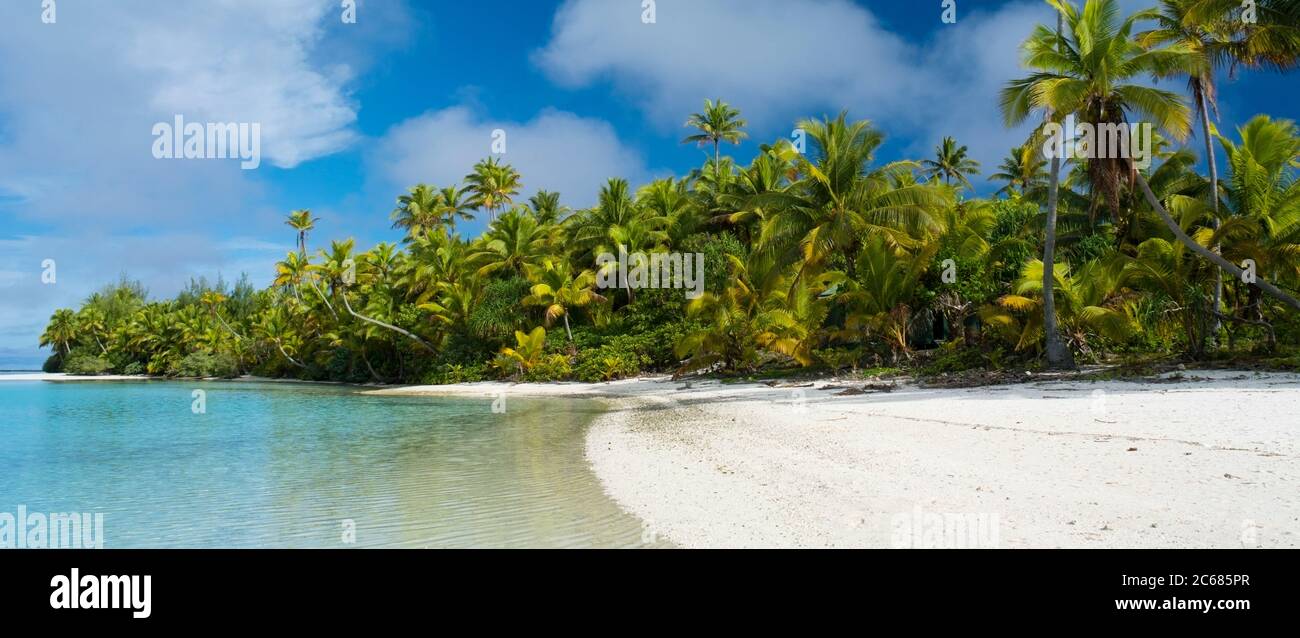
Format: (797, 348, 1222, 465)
(0, 380, 661, 548)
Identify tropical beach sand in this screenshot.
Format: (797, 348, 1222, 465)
(0, 373, 147, 381)
(379, 370, 1300, 549)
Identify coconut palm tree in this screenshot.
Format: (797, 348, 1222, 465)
(922, 137, 982, 189)
(522, 258, 606, 344)
(674, 251, 810, 374)
(757, 112, 951, 289)
(199, 291, 243, 341)
(40, 309, 79, 358)
(828, 233, 940, 362)
(1138, 0, 1239, 337)
(528, 190, 568, 225)
(318, 239, 438, 354)
(989, 144, 1049, 196)
(469, 208, 552, 278)
(285, 209, 337, 320)
(1001, 0, 1197, 366)
(391, 184, 443, 241)
(569, 178, 670, 257)
(1208, 115, 1300, 317)
(273, 251, 310, 301)
(683, 98, 748, 170)
(465, 158, 522, 222)
(985, 257, 1135, 360)
(75, 306, 110, 355)
(256, 306, 307, 369)
(436, 185, 475, 229)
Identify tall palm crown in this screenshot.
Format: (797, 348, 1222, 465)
(528, 190, 568, 225)
(285, 209, 319, 256)
(567, 178, 668, 263)
(436, 185, 475, 228)
(1214, 115, 1300, 282)
(1001, 0, 1196, 216)
(683, 98, 749, 166)
(469, 208, 551, 278)
(758, 112, 951, 286)
(990, 144, 1049, 196)
(922, 137, 982, 188)
(40, 308, 79, 356)
(1183, 0, 1300, 71)
(465, 157, 522, 222)
(391, 184, 442, 240)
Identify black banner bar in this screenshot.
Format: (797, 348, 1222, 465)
(0, 549, 1292, 627)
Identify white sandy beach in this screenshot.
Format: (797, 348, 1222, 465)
(378, 370, 1300, 549)
(0, 373, 148, 381)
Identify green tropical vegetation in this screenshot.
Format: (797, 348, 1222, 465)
(41, 0, 1300, 382)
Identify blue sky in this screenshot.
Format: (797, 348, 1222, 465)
(0, 0, 1295, 367)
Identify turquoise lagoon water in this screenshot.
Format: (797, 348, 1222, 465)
(0, 379, 657, 548)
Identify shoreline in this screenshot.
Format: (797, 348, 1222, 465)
(373, 369, 1300, 548)
(17, 369, 1300, 548)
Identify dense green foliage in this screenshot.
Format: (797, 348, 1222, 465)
(39, 0, 1300, 382)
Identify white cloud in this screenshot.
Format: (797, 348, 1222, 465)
(535, 0, 922, 130)
(0, 0, 402, 230)
(535, 0, 1161, 183)
(370, 106, 653, 211)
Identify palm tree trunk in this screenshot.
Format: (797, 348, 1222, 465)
(307, 278, 338, 320)
(563, 312, 573, 343)
(339, 291, 439, 354)
(1041, 10, 1074, 370)
(299, 236, 338, 321)
(361, 345, 387, 383)
(215, 312, 244, 341)
(1135, 172, 1300, 313)
(1198, 86, 1223, 341)
(275, 341, 306, 368)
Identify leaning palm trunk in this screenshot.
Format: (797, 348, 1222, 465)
(274, 341, 306, 368)
(1198, 87, 1223, 340)
(298, 235, 337, 321)
(215, 312, 244, 341)
(307, 278, 338, 320)
(1135, 172, 1300, 313)
(339, 291, 439, 354)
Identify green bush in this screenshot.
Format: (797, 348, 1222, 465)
(574, 346, 648, 382)
(176, 352, 240, 378)
(522, 354, 573, 382)
(121, 362, 145, 376)
(42, 354, 63, 373)
(63, 354, 113, 375)
(469, 277, 532, 342)
(422, 362, 492, 385)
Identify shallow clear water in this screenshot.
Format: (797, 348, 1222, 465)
(0, 380, 657, 548)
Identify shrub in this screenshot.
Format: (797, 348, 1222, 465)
(63, 354, 112, 376)
(422, 362, 492, 385)
(42, 354, 63, 373)
(176, 352, 240, 378)
(574, 346, 649, 382)
(121, 362, 145, 376)
(522, 354, 573, 382)
(469, 277, 532, 342)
